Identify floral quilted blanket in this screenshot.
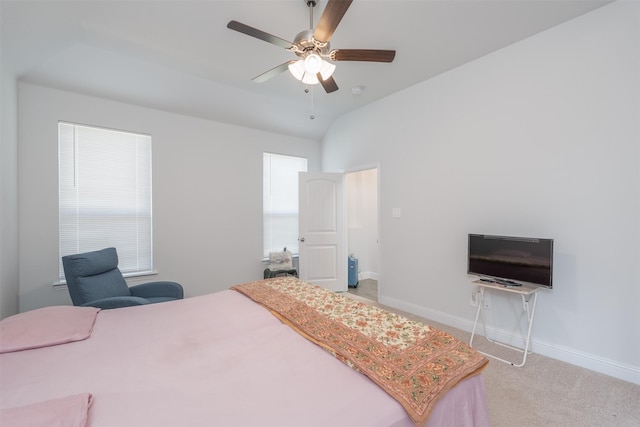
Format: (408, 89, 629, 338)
(231, 277, 488, 426)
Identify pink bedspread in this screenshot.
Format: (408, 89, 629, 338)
(0, 305, 99, 353)
(0, 289, 489, 427)
(2, 393, 93, 427)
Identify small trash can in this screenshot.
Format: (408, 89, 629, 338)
(348, 255, 359, 288)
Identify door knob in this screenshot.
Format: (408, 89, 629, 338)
(299, 237, 305, 242)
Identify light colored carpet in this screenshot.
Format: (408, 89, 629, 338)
(343, 291, 640, 427)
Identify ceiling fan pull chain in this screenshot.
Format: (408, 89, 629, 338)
(309, 85, 315, 120)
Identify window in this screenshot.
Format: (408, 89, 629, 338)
(263, 153, 307, 258)
(58, 122, 153, 279)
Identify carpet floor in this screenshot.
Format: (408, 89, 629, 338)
(343, 287, 640, 427)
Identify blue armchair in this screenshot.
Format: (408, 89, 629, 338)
(62, 247, 183, 309)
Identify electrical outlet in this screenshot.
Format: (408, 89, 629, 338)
(470, 290, 479, 307)
(482, 291, 492, 310)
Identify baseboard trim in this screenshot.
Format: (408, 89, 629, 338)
(358, 271, 379, 281)
(379, 295, 640, 386)
(530, 339, 640, 385)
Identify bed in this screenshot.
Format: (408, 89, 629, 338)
(1, 277, 489, 427)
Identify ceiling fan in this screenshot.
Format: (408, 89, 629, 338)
(227, 0, 395, 94)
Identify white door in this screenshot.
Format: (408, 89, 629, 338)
(298, 172, 347, 292)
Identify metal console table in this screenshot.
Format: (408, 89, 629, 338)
(469, 280, 539, 367)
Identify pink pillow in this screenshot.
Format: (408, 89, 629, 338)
(0, 305, 100, 353)
(1, 393, 93, 427)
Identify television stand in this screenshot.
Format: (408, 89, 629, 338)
(469, 280, 539, 367)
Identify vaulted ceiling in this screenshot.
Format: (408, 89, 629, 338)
(2, 0, 611, 140)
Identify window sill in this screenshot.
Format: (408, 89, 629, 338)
(52, 270, 158, 291)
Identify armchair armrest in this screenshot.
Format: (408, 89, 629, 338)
(81, 296, 150, 309)
(130, 281, 184, 300)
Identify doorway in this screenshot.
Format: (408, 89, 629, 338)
(345, 168, 379, 302)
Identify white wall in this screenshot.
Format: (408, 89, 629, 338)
(17, 83, 320, 313)
(0, 47, 20, 319)
(322, 1, 640, 384)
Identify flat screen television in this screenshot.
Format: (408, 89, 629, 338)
(467, 234, 553, 288)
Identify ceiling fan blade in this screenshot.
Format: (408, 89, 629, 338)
(331, 49, 396, 63)
(318, 74, 339, 93)
(252, 61, 296, 83)
(313, 0, 353, 44)
(227, 20, 293, 49)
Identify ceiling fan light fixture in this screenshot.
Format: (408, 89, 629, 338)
(288, 60, 306, 81)
(289, 60, 320, 85)
(304, 53, 322, 74)
(301, 72, 319, 85)
(319, 60, 336, 80)
(288, 55, 336, 85)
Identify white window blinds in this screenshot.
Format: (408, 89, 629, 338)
(58, 122, 153, 279)
(263, 153, 307, 258)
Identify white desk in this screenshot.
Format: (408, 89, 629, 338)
(469, 280, 539, 367)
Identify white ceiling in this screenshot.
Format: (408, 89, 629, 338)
(2, 0, 611, 140)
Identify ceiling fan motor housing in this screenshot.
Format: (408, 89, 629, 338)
(292, 30, 331, 60)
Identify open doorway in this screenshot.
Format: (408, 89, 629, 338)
(345, 168, 379, 302)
